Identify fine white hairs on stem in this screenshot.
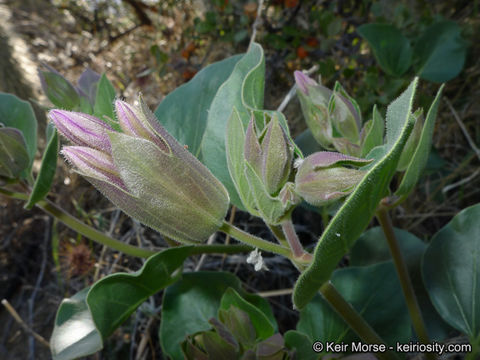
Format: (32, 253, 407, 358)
(246, 248, 268, 271)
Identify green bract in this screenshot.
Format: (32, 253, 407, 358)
(235, 113, 300, 225)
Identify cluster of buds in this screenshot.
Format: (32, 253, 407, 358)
(242, 114, 300, 224)
(49, 97, 229, 244)
(295, 71, 366, 157)
(182, 304, 290, 360)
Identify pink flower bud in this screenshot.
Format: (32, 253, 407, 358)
(49, 110, 113, 152)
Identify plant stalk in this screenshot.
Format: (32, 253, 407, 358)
(281, 218, 312, 262)
(0, 189, 254, 258)
(376, 207, 435, 360)
(320, 282, 400, 360)
(219, 221, 292, 258)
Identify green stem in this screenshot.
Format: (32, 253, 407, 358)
(376, 207, 435, 360)
(320, 282, 400, 360)
(465, 335, 480, 360)
(1, 188, 156, 258)
(266, 224, 289, 248)
(219, 221, 292, 258)
(1, 189, 254, 258)
(281, 218, 304, 258)
(189, 244, 253, 255)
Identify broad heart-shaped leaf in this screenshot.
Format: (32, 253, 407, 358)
(201, 43, 265, 209)
(220, 288, 275, 341)
(25, 123, 59, 209)
(50, 287, 103, 360)
(297, 262, 410, 348)
(154, 54, 242, 158)
(422, 203, 480, 339)
(160, 271, 275, 360)
(350, 227, 452, 341)
(284, 330, 318, 360)
(357, 23, 413, 77)
(395, 84, 444, 198)
(0, 93, 37, 178)
(413, 21, 467, 83)
(87, 246, 193, 338)
(0, 128, 30, 178)
(93, 73, 117, 129)
(293, 78, 418, 309)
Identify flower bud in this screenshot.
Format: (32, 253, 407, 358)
(261, 115, 293, 195)
(61, 146, 126, 190)
(294, 151, 371, 206)
(49, 110, 112, 152)
(330, 82, 361, 143)
(51, 97, 230, 244)
(241, 114, 298, 224)
(295, 71, 362, 156)
(115, 99, 169, 151)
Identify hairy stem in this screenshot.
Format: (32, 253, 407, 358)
(376, 207, 435, 359)
(219, 221, 292, 258)
(0, 189, 254, 258)
(281, 218, 312, 263)
(320, 282, 400, 360)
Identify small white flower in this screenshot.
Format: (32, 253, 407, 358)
(246, 248, 268, 271)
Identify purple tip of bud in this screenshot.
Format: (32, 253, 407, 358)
(49, 110, 113, 153)
(115, 99, 170, 153)
(304, 151, 372, 170)
(294, 71, 317, 95)
(61, 146, 126, 190)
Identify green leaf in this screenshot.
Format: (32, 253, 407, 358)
(395, 85, 444, 198)
(87, 246, 193, 338)
(220, 288, 275, 341)
(357, 23, 413, 76)
(154, 54, 242, 157)
(0, 128, 30, 178)
(25, 123, 59, 209)
(244, 161, 286, 224)
(293, 78, 418, 309)
(350, 227, 452, 341)
(93, 73, 116, 127)
(297, 262, 411, 347)
(160, 271, 242, 360)
(422, 203, 480, 339)
(50, 287, 103, 360)
(413, 21, 467, 82)
(360, 105, 384, 157)
(40, 71, 80, 110)
(396, 108, 424, 171)
(201, 43, 265, 209)
(224, 107, 258, 214)
(0, 93, 37, 177)
(284, 330, 319, 360)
